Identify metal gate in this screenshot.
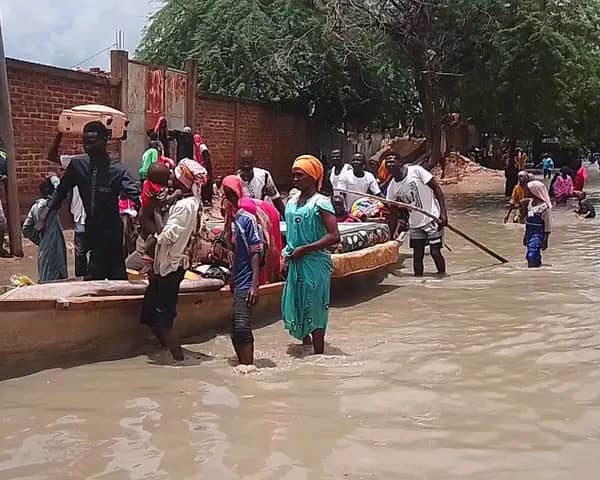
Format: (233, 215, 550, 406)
(124, 62, 187, 179)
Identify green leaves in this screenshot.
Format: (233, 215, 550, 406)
(136, 0, 417, 127)
(137, 0, 600, 143)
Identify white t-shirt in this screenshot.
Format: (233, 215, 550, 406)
(330, 164, 352, 192)
(386, 165, 439, 229)
(60, 155, 86, 225)
(238, 167, 280, 200)
(154, 196, 200, 277)
(337, 169, 381, 208)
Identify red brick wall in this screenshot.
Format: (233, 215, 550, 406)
(7, 59, 120, 202)
(237, 102, 274, 170)
(195, 94, 312, 187)
(6, 57, 312, 209)
(194, 96, 236, 178)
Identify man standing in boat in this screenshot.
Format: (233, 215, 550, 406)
(42, 121, 140, 280)
(336, 152, 382, 209)
(384, 151, 448, 277)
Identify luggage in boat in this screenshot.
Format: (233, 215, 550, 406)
(332, 223, 390, 254)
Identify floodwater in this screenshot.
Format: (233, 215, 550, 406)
(2, 169, 600, 479)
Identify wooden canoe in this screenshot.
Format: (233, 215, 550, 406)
(0, 241, 401, 379)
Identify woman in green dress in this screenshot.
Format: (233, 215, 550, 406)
(282, 155, 341, 354)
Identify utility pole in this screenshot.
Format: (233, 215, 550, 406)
(0, 19, 23, 257)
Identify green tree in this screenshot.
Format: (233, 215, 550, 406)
(137, 0, 418, 128)
(327, 0, 600, 161)
(453, 0, 600, 143)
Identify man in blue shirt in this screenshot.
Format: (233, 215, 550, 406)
(540, 153, 555, 179)
(230, 206, 263, 366)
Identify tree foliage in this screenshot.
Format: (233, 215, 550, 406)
(138, 0, 600, 149)
(137, 0, 419, 128)
(327, 0, 600, 151)
(452, 0, 600, 142)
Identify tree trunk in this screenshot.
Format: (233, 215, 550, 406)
(414, 70, 443, 170)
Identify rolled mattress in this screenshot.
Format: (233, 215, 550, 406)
(331, 241, 400, 278)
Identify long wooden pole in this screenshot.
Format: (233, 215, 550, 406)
(0, 20, 23, 257)
(338, 189, 509, 264)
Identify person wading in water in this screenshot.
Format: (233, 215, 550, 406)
(43, 121, 140, 280)
(141, 159, 207, 361)
(384, 151, 448, 277)
(336, 152, 382, 209)
(281, 155, 340, 354)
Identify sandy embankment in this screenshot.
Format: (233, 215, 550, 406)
(434, 154, 505, 195)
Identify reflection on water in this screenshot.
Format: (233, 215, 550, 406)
(3, 169, 600, 479)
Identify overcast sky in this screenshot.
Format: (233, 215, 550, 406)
(0, 0, 162, 70)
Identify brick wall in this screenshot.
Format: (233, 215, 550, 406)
(195, 94, 312, 187)
(6, 59, 120, 204)
(7, 57, 312, 207)
(194, 96, 237, 178)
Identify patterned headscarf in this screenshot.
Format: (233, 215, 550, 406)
(175, 158, 208, 200)
(293, 155, 324, 189)
(193, 133, 206, 166)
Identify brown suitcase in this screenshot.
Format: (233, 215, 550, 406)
(58, 104, 128, 139)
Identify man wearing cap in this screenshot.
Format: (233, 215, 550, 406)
(44, 121, 140, 280)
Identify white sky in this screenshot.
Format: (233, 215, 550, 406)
(0, 0, 162, 69)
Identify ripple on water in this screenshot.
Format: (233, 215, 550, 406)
(3, 169, 600, 478)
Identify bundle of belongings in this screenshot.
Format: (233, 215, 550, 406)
(330, 223, 391, 254)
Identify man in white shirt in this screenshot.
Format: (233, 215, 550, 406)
(237, 150, 285, 218)
(384, 151, 448, 277)
(327, 149, 351, 196)
(337, 152, 382, 209)
(141, 158, 207, 362)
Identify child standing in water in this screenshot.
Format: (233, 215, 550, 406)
(523, 181, 552, 268)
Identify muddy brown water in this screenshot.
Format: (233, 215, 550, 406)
(2, 168, 600, 479)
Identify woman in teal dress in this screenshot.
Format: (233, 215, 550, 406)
(282, 155, 340, 354)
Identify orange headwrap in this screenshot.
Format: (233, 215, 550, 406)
(292, 155, 324, 189)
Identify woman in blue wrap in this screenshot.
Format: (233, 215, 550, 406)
(523, 180, 552, 268)
(22, 176, 68, 282)
(282, 155, 340, 354)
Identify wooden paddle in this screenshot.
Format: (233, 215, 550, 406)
(338, 189, 509, 264)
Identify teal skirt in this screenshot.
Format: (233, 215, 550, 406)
(281, 253, 332, 340)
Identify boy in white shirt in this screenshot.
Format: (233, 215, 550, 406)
(384, 151, 448, 277)
(337, 152, 382, 209)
